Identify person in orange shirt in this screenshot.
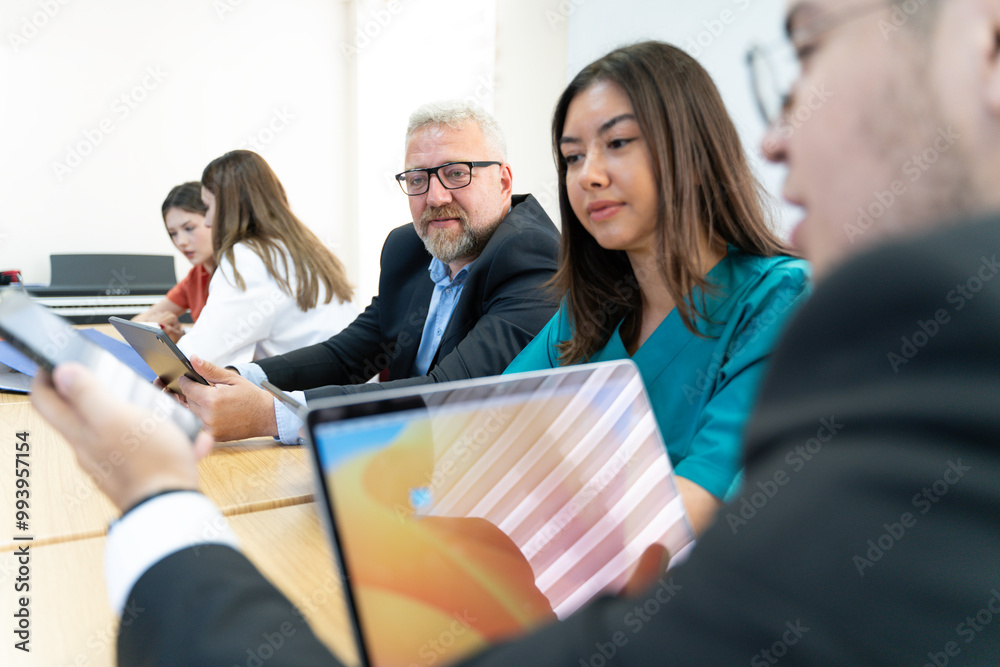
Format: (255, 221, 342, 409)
(132, 181, 214, 342)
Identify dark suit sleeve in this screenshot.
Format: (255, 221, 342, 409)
(255, 295, 386, 390)
(117, 545, 339, 666)
(305, 219, 560, 400)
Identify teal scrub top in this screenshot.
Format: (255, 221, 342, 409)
(504, 249, 810, 499)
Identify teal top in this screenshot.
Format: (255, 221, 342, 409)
(504, 249, 810, 499)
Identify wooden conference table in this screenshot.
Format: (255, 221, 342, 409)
(0, 328, 358, 666)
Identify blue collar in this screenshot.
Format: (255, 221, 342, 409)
(428, 257, 474, 286)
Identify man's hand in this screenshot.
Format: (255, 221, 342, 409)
(30, 363, 212, 513)
(179, 356, 279, 442)
(623, 543, 671, 598)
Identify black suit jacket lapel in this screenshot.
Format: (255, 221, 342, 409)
(391, 274, 435, 379)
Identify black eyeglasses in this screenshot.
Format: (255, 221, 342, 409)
(746, 1, 890, 125)
(395, 161, 501, 196)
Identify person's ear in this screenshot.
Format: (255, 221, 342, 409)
(499, 162, 513, 199)
(984, 1, 1000, 115)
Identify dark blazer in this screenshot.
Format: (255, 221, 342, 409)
(255, 194, 560, 400)
(118, 216, 1000, 665)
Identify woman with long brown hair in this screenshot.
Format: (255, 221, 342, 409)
(177, 150, 356, 366)
(505, 42, 810, 535)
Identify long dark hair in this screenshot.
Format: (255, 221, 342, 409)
(551, 41, 791, 365)
(161, 181, 207, 220)
(201, 150, 353, 310)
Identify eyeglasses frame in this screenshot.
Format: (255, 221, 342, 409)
(394, 161, 503, 196)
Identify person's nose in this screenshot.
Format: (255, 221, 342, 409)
(425, 172, 453, 207)
(577, 149, 609, 191)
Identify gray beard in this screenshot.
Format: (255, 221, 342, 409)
(417, 204, 499, 265)
(421, 223, 494, 265)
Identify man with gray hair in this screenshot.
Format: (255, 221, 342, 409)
(178, 100, 560, 443)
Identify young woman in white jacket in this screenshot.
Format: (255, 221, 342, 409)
(176, 150, 356, 367)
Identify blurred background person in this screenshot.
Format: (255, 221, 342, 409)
(131, 182, 213, 342)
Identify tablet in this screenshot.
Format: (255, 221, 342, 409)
(0, 290, 201, 441)
(261, 379, 308, 420)
(108, 316, 209, 394)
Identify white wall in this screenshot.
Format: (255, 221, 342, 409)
(1, 1, 791, 302)
(0, 0, 570, 307)
(494, 0, 569, 227)
(0, 0, 353, 288)
(567, 0, 797, 237)
(352, 0, 497, 303)
(350, 0, 568, 303)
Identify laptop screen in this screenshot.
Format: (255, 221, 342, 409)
(307, 360, 694, 667)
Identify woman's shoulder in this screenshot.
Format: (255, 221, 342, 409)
(215, 241, 282, 286)
(176, 264, 209, 285)
(716, 251, 812, 347)
(192, 263, 213, 280)
(703, 250, 811, 334)
(725, 250, 810, 296)
(225, 239, 295, 268)
(731, 249, 809, 278)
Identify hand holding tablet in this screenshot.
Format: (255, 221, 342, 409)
(0, 290, 202, 442)
(108, 316, 209, 394)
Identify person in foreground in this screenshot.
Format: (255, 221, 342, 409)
(177, 102, 560, 443)
(173, 150, 357, 367)
(29, 0, 1000, 663)
(131, 182, 214, 341)
(505, 42, 809, 534)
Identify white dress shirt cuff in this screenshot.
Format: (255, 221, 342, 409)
(104, 491, 239, 616)
(231, 361, 268, 386)
(274, 395, 307, 445)
(229, 362, 302, 444)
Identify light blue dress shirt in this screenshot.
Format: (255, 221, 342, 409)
(504, 249, 810, 499)
(231, 361, 307, 444)
(411, 257, 473, 376)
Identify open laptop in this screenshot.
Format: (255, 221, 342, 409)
(303, 359, 695, 667)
